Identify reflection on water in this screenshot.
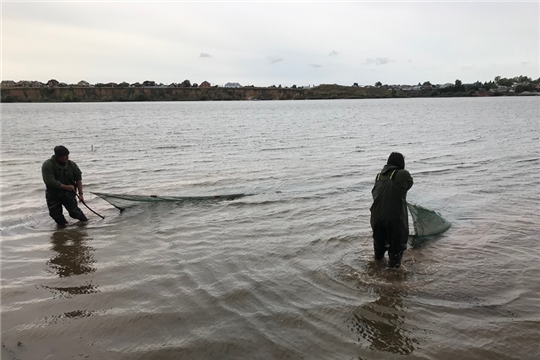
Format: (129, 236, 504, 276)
(47, 228, 96, 277)
(41, 309, 97, 325)
(349, 264, 419, 356)
(40, 282, 100, 298)
(1, 99, 537, 359)
(44, 228, 99, 297)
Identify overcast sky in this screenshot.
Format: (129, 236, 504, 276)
(2, 1, 539, 86)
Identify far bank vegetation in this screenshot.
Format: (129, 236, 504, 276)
(1, 76, 539, 103)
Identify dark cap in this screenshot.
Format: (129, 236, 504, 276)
(54, 145, 70, 157)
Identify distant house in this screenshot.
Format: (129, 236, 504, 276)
(438, 83, 454, 89)
(78, 80, 90, 87)
(142, 80, 156, 87)
(199, 81, 211, 88)
(105, 82, 118, 87)
(16, 80, 34, 87)
(1, 80, 17, 87)
(224, 82, 242, 88)
(47, 79, 60, 87)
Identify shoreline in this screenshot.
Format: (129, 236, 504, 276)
(2, 85, 537, 103)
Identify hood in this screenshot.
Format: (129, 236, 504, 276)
(50, 155, 69, 168)
(380, 164, 400, 176)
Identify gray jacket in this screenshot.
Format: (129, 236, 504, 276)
(42, 155, 82, 193)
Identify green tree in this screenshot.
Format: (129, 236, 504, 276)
(498, 78, 513, 87)
(516, 75, 531, 83)
(375, 81, 382, 87)
(181, 80, 191, 87)
(483, 81, 495, 91)
(515, 83, 536, 93)
(455, 79, 462, 87)
(1, 94, 16, 102)
(494, 76, 501, 84)
(62, 93, 73, 102)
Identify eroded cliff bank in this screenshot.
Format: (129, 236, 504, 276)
(1, 85, 391, 102)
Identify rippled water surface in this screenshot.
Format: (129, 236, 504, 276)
(1, 98, 539, 359)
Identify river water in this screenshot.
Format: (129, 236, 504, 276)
(1, 97, 539, 359)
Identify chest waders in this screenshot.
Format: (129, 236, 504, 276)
(370, 169, 408, 268)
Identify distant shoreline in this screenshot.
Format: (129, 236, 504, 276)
(1, 84, 538, 103)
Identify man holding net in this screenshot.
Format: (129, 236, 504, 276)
(42, 145, 88, 226)
(370, 152, 414, 268)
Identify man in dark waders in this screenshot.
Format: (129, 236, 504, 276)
(370, 152, 413, 268)
(42, 146, 88, 226)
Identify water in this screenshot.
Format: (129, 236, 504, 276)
(1, 98, 539, 360)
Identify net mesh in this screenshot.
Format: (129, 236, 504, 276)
(407, 202, 451, 238)
(92, 192, 246, 211)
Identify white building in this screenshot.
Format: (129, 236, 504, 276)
(438, 83, 454, 89)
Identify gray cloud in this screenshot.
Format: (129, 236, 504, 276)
(268, 56, 284, 64)
(363, 57, 391, 65)
(2, 2, 538, 86)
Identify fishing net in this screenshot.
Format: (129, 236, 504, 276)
(92, 192, 247, 211)
(407, 202, 451, 238)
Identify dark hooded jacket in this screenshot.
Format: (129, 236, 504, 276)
(42, 155, 82, 194)
(370, 164, 413, 232)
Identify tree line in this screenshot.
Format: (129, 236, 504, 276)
(370, 75, 540, 94)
